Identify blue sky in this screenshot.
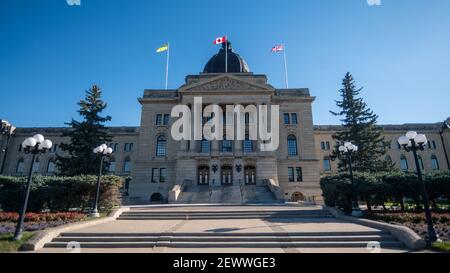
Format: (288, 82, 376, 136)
(1, 0, 449, 127)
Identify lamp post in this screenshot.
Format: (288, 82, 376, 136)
(398, 131, 438, 242)
(338, 142, 362, 217)
(438, 119, 450, 171)
(91, 144, 113, 218)
(0, 120, 16, 175)
(14, 134, 52, 241)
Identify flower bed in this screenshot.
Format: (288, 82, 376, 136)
(0, 212, 88, 235)
(364, 211, 450, 242)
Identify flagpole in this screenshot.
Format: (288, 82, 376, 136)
(225, 35, 228, 73)
(165, 42, 170, 90)
(283, 43, 289, 88)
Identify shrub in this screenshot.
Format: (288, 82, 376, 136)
(0, 175, 123, 213)
(0, 212, 87, 222)
(320, 171, 450, 212)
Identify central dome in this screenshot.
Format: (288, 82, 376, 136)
(203, 42, 250, 73)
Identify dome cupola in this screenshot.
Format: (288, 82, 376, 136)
(203, 42, 250, 73)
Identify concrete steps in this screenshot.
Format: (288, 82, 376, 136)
(242, 186, 279, 204)
(117, 209, 334, 220)
(44, 231, 403, 249)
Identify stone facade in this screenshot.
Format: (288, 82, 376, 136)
(128, 73, 321, 204)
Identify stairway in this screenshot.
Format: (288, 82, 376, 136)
(44, 230, 402, 249)
(117, 208, 333, 220)
(242, 185, 280, 204)
(42, 206, 405, 251)
(176, 185, 211, 203)
(175, 184, 282, 204)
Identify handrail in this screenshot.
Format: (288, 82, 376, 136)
(239, 179, 245, 202)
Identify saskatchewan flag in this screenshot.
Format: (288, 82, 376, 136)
(156, 44, 169, 53)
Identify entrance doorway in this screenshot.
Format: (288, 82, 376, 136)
(150, 193, 163, 202)
(291, 192, 304, 202)
(221, 165, 233, 185)
(244, 166, 256, 185)
(198, 165, 210, 185)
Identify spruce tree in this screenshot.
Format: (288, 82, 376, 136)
(330, 72, 392, 172)
(57, 85, 112, 176)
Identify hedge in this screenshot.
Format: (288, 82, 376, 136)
(321, 171, 450, 213)
(0, 175, 123, 213)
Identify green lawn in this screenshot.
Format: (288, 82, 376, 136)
(431, 241, 450, 253)
(0, 232, 35, 253)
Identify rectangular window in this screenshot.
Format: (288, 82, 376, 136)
(156, 114, 163, 126)
(326, 142, 330, 150)
(323, 158, 332, 171)
(16, 160, 24, 173)
(428, 142, 432, 149)
(288, 167, 295, 182)
(123, 160, 131, 173)
(108, 161, 116, 173)
(109, 143, 118, 152)
(151, 168, 158, 183)
(53, 144, 58, 153)
(222, 140, 233, 153)
(321, 142, 325, 150)
(160, 168, 166, 183)
(243, 140, 253, 153)
(431, 157, 440, 170)
(291, 113, 298, 124)
(164, 114, 170, 125)
(201, 140, 211, 153)
(283, 113, 290, 125)
(124, 143, 134, 152)
(432, 141, 437, 149)
(296, 167, 303, 182)
(18, 144, 22, 152)
(400, 157, 409, 171)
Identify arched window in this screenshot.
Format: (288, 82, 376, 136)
(243, 134, 253, 153)
(323, 157, 332, 172)
(16, 159, 24, 173)
(201, 139, 211, 153)
(156, 136, 167, 157)
(123, 157, 131, 173)
(431, 155, 440, 170)
(287, 135, 298, 156)
(418, 156, 424, 170)
(400, 155, 409, 171)
(47, 160, 56, 173)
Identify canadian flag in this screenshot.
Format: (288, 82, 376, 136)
(214, 36, 227, 45)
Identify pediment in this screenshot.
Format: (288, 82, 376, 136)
(180, 75, 274, 93)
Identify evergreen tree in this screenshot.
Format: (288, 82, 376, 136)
(57, 85, 112, 176)
(330, 72, 392, 172)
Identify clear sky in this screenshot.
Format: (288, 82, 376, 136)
(1, 0, 449, 128)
